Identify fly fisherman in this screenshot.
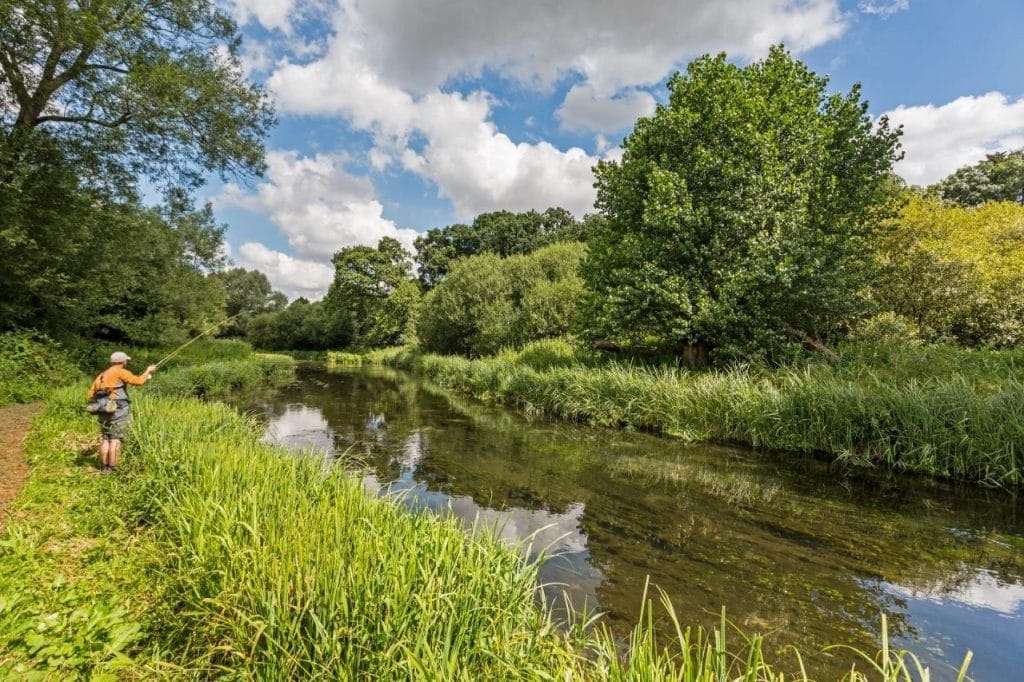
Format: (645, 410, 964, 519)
(88, 352, 157, 474)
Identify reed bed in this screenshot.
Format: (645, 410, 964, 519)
(367, 340, 1024, 486)
(326, 351, 364, 367)
(145, 354, 296, 400)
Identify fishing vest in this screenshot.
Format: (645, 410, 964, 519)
(95, 371, 130, 404)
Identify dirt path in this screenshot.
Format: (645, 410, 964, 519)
(0, 402, 42, 529)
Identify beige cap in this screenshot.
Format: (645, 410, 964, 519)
(110, 351, 131, 363)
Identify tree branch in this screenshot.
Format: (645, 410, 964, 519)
(0, 43, 31, 108)
(35, 111, 133, 128)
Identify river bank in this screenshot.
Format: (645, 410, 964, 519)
(364, 340, 1024, 486)
(1, 354, 974, 679)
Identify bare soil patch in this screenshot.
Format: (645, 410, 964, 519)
(0, 402, 43, 529)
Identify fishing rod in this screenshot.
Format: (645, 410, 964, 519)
(154, 313, 243, 369)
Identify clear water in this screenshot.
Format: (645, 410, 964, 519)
(252, 365, 1024, 681)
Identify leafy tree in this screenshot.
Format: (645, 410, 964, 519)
(360, 280, 421, 349)
(0, 0, 274, 188)
(213, 268, 288, 336)
(875, 195, 1024, 346)
(0, 170, 228, 345)
(581, 46, 902, 362)
(931, 149, 1024, 207)
(413, 207, 590, 288)
(82, 193, 228, 345)
(247, 299, 353, 351)
(418, 242, 587, 356)
(325, 237, 413, 345)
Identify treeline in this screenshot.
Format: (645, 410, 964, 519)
(3, 10, 1021, 370)
(248, 48, 1024, 364)
(245, 209, 600, 352)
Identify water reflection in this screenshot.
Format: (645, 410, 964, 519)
(251, 365, 1024, 681)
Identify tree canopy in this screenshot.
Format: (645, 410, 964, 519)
(581, 46, 903, 362)
(324, 238, 416, 348)
(418, 242, 587, 356)
(930, 149, 1024, 207)
(0, 0, 274, 188)
(874, 195, 1024, 346)
(413, 207, 595, 288)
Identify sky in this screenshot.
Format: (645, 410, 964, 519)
(203, 0, 1024, 300)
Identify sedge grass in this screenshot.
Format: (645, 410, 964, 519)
(367, 340, 1024, 486)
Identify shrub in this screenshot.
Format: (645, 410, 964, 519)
(418, 243, 586, 356)
(0, 331, 81, 405)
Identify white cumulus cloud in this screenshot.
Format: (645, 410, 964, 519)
(342, 0, 846, 92)
(236, 242, 335, 301)
(220, 150, 418, 259)
(557, 84, 657, 133)
(268, 27, 602, 218)
(228, 0, 297, 33)
(265, 0, 849, 219)
(883, 92, 1024, 186)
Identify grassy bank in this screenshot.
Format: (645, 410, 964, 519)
(1, 357, 965, 679)
(365, 340, 1024, 486)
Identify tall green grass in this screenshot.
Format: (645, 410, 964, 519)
(2, 384, 970, 679)
(367, 340, 1024, 486)
(146, 353, 296, 400)
(326, 351, 363, 367)
(69, 338, 255, 373)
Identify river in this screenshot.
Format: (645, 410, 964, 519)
(252, 364, 1024, 680)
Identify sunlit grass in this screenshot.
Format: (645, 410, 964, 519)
(2, 353, 975, 679)
(368, 340, 1024, 486)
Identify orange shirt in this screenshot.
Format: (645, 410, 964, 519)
(88, 366, 150, 399)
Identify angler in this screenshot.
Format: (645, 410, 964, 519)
(86, 352, 157, 474)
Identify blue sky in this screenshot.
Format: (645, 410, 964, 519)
(207, 0, 1024, 299)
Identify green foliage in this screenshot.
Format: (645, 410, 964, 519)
(0, 152, 229, 345)
(931, 148, 1024, 207)
(0, 331, 81, 405)
(848, 312, 923, 347)
(582, 46, 902, 363)
(145, 354, 295, 400)
(247, 298, 351, 351)
(414, 207, 597, 288)
(418, 242, 587, 356)
(874, 195, 1024, 347)
(380, 342, 1024, 486)
(69, 338, 254, 376)
(0, 0, 274, 188)
(211, 267, 288, 336)
(324, 237, 414, 348)
(359, 279, 421, 349)
(326, 351, 363, 366)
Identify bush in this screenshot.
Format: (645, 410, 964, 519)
(848, 312, 923, 347)
(418, 242, 586, 356)
(0, 331, 81, 406)
(875, 196, 1024, 347)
